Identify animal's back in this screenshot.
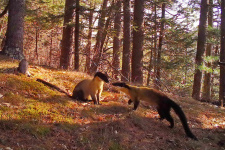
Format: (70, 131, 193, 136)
(138, 87, 166, 106)
(74, 79, 92, 99)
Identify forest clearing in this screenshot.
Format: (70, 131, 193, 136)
(0, 55, 224, 149)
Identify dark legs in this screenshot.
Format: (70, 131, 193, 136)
(157, 105, 174, 128)
(133, 100, 140, 110)
(127, 99, 140, 110)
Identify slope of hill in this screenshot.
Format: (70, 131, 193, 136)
(0, 55, 224, 150)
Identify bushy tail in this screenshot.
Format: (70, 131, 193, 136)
(170, 100, 198, 140)
(36, 78, 71, 97)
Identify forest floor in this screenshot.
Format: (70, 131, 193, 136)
(0, 55, 225, 150)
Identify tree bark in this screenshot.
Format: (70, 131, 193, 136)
(153, 3, 158, 88)
(85, 3, 94, 73)
(60, 0, 74, 69)
(220, 0, 225, 106)
(155, 2, 165, 89)
(131, 0, 145, 84)
(202, 0, 213, 102)
(192, 0, 208, 100)
(112, 1, 121, 80)
(74, 0, 80, 70)
(2, 0, 25, 60)
(122, 0, 131, 81)
(89, 0, 108, 74)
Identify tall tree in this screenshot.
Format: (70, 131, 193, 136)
(153, 3, 158, 88)
(85, 2, 94, 73)
(122, 0, 131, 81)
(89, 0, 108, 74)
(220, 0, 225, 106)
(192, 0, 208, 100)
(60, 0, 75, 69)
(132, 0, 145, 84)
(74, 0, 80, 70)
(112, 0, 122, 80)
(2, 0, 25, 60)
(202, 0, 213, 101)
(155, 2, 166, 89)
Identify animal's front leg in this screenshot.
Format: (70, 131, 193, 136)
(97, 93, 100, 104)
(96, 89, 102, 105)
(133, 99, 140, 110)
(91, 95, 97, 104)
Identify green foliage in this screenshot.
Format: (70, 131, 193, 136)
(109, 140, 123, 150)
(21, 123, 51, 137)
(25, 0, 65, 29)
(204, 56, 219, 63)
(207, 26, 220, 45)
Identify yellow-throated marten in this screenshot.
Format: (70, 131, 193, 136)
(112, 82, 197, 140)
(37, 72, 109, 104)
(71, 72, 109, 104)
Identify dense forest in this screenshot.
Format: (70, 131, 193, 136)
(0, 1, 225, 104)
(0, 0, 225, 149)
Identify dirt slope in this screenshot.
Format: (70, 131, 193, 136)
(0, 55, 224, 150)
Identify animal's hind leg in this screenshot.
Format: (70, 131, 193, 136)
(72, 90, 86, 101)
(157, 107, 165, 120)
(165, 111, 174, 128)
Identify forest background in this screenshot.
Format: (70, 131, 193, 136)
(0, 0, 225, 106)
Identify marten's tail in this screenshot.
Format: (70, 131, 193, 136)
(36, 78, 71, 97)
(169, 100, 198, 140)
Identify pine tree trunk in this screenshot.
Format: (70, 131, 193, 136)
(219, 0, 225, 106)
(192, 0, 208, 100)
(89, 0, 108, 74)
(3, 0, 25, 60)
(74, 0, 80, 70)
(153, 3, 158, 88)
(112, 1, 121, 80)
(122, 0, 131, 81)
(60, 0, 74, 69)
(132, 0, 145, 84)
(85, 3, 94, 73)
(202, 0, 213, 102)
(155, 2, 165, 89)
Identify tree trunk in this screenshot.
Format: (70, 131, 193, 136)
(89, 0, 108, 74)
(85, 3, 94, 73)
(3, 0, 25, 60)
(60, 0, 74, 69)
(112, 1, 121, 80)
(155, 2, 165, 89)
(122, 0, 131, 82)
(131, 0, 145, 84)
(74, 0, 80, 70)
(153, 3, 158, 88)
(192, 0, 208, 100)
(220, 0, 225, 107)
(202, 0, 213, 102)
